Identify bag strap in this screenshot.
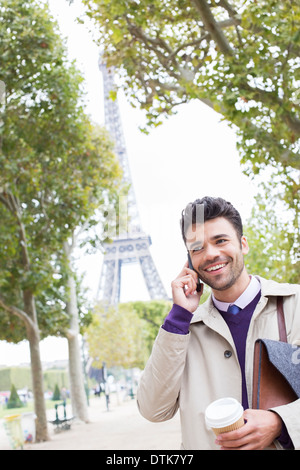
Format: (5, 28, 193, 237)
(277, 296, 287, 342)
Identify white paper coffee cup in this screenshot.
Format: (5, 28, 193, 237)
(205, 397, 244, 436)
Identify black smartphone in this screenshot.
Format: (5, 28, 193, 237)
(187, 252, 203, 293)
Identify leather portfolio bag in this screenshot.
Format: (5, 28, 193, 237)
(252, 297, 300, 410)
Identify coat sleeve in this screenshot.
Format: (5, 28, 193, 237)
(137, 327, 190, 422)
(271, 399, 300, 449)
(271, 288, 300, 450)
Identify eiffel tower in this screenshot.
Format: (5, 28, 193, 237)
(97, 58, 168, 305)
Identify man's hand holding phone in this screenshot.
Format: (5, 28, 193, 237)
(171, 261, 203, 313)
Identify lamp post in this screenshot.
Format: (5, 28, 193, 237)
(102, 362, 110, 411)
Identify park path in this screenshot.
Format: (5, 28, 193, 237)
(1, 394, 181, 450)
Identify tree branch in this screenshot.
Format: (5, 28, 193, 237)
(0, 191, 14, 212)
(239, 82, 300, 135)
(217, 0, 239, 19)
(238, 118, 300, 170)
(7, 192, 31, 270)
(191, 0, 234, 55)
(0, 294, 37, 333)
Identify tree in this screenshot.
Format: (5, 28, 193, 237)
(82, 0, 299, 167)
(122, 299, 172, 355)
(244, 188, 299, 284)
(86, 303, 150, 369)
(59, 122, 125, 422)
(82, 0, 299, 241)
(52, 384, 61, 401)
(0, 0, 122, 440)
(6, 384, 23, 409)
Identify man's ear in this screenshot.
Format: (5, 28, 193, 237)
(241, 236, 249, 255)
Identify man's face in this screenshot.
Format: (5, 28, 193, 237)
(186, 217, 249, 292)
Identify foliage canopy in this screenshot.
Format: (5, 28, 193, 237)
(82, 0, 300, 274)
(82, 0, 300, 174)
(0, 0, 122, 343)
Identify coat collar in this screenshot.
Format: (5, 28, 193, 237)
(191, 275, 298, 325)
(257, 275, 299, 297)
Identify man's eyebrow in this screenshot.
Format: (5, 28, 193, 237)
(188, 234, 230, 248)
(210, 233, 231, 241)
(187, 233, 231, 250)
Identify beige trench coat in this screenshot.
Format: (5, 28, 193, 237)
(137, 277, 300, 450)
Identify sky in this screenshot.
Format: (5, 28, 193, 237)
(0, 0, 259, 366)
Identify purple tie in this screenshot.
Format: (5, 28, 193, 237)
(227, 304, 241, 315)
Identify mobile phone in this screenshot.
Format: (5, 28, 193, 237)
(187, 252, 203, 293)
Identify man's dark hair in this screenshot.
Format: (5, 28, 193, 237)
(181, 196, 243, 244)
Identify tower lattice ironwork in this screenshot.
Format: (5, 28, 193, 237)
(97, 58, 168, 305)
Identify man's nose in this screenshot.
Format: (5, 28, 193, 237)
(205, 243, 221, 260)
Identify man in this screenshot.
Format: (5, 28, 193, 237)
(137, 197, 300, 450)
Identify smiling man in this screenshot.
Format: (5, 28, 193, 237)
(137, 197, 300, 450)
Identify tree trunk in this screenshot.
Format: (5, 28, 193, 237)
(67, 329, 89, 422)
(24, 292, 49, 442)
(1, 192, 49, 440)
(65, 242, 89, 423)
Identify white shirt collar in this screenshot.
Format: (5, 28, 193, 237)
(212, 276, 261, 312)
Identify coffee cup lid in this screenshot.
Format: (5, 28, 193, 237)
(205, 397, 243, 428)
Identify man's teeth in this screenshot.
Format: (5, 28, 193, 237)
(206, 263, 226, 272)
